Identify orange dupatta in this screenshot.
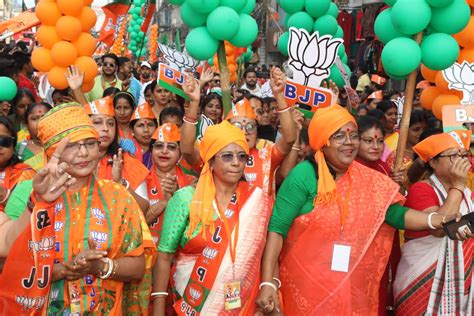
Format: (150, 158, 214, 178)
(97, 152, 149, 190)
(279, 162, 403, 315)
(0, 163, 35, 212)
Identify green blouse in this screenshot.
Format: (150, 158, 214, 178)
(268, 161, 408, 238)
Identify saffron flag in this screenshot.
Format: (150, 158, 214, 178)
(98, 1, 130, 47)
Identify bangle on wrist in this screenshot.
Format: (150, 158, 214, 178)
(277, 106, 291, 114)
(0, 188, 10, 204)
(428, 212, 439, 230)
(151, 292, 169, 300)
(120, 178, 130, 190)
(291, 146, 301, 151)
(449, 187, 464, 195)
(183, 116, 198, 125)
(272, 277, 282, 289)
(259, 281, 278, 292)
(99, 258, 114, 279)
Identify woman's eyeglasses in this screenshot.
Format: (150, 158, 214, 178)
(64, 140, 99, 153)
(0, 136, 14, 148)
(330, 132, 360, 145)
(231, 122, 257, 134)
(215, 152, 248, 163)
(152, 142, 179, 152)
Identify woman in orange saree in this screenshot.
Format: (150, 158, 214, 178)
(256, 105, 454, 315)
(0, 103, 155, 314)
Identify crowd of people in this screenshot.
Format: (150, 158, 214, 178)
(0, 48, 473, 315)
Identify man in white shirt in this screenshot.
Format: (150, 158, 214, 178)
(240, 68, 262, 97)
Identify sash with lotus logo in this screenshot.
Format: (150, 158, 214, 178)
(174, 182, 250, 315)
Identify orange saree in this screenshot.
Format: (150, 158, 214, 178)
(0, 163, 35, 212)
(97, 152, 149, 191)
(279, 162, 404, 315)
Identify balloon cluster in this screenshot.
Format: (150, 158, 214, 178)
(376, 0, 470, 80)
(33, 0, 98, 92)
(111, 18, 127, 56)
(276, 0, 351, 87)
(169, 0, 258, 61)
(149, 24, 159, 64)
(418, 0, 474, 119)
(208, 42, 252, 82)
(128, 0, 147, 57)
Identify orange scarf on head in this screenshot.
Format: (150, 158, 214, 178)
(308, 105, 356, 205)
(188, 121, 249, 238)
(413, 130, 471, 162)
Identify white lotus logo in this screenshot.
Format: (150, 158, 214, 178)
(288, 27, 343, 88)
(159, 43, 199, 72)
(443, 61, 474, 105)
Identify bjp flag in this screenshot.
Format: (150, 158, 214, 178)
(97, 0, 130, 47)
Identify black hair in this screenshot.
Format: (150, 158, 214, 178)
(357, 115, 385, 137)
(262, 97, 276, 105)
(11, 88, 35, 114)
(200, 93, 222, 112)
(130, 117, 158, 129)
(118, 56, 130, 67)
(366, 109, 385, 121)
(383, 90, 401, 101)
(24, 101, 52, 124)
(0, 57, 18, 79)
(101, 53, 120, 67)
(243, 67, 257, 78)
(410, 109, 425, 127)
(376, 100, 397, 113)
(159, 107, 184, 125)
(357, 64, 368, 74)
(0, 116, 21, 165)
(51, 88, 69, 98)
(300, 128, 309, 145)
(144, 82, 154, 95)
(103, 87, 121, 98)
(151, 61, 159, 71)
(113, 91, 135, 108)
(12, 52, 30, 71)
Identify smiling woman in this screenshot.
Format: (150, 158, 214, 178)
(131, 101, 158, 169)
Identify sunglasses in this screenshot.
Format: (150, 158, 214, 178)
(231, 121, 257, 134)
(215, 152, 248, 163)
(212, 79, 221, 84)
(152, 142, 179, 152)
(0, 136, 14, 148)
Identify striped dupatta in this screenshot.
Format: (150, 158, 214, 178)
(394, 175, 474, 315)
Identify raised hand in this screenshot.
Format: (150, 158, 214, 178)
(112, 148, 124, 183)
(182, 73, 201, 102)
(270, 67, 286, 97)
(199, 67, 214, 87)
(449, 155, 471, 189)
(161, 174, 178, 201)
(66, 65, 85, 91)
(322, 79, 340, 100)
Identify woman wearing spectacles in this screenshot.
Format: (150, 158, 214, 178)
(256, 105, 456, 315)
(0, 116, 35, 212)
(180, 67, 296, 197)
(0, 103, 154, 314)
(152, 121, 272, 315)
(394, 131, 474, 315)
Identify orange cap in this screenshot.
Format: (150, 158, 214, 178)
(83, 96, 114, 117)
(225, 98, 257, 120)
(413, 130, 472, 162)
(371, 74, 387, 86)
(152, 123, 181, 142)
(132, 102, 156, 121)
(416, 80, 431, 90)
(367, 90, 383, 100)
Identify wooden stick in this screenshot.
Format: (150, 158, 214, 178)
(393, 32, 423, 172)
(217, 41, 232, 116)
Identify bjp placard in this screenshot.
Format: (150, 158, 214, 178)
(442, 104, 474, 132)
(158, 63, 190, 101)
(284, 79, 334, 111)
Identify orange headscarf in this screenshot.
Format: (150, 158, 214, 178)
(188, 120, 249, 237)
(38, 103, 98, 157)
(413, 130, 471, 162)
(225, 98, 257, 120)
(83, 96, 114, 116)
(131, 101, 156, 121)
(308, 105, 356, 204)
(152, 123, 180, 142)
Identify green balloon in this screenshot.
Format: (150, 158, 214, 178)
(241, 0, 256, 14)
(426, 0, 453, 7)
(313, 15, 338, 36)
(337, 45, 345, 57)
(278, 0, 305, 14)
(187, 0, 219, 14)
(229, 13, 258, 47)
(169, 0, 185, 4)
(305, 0, 330, 18)
(334, 25, 344, 39)
(130, 31, 138, 39)
(387, 72, 407, 80)
(430, 0, 470, 34)
(284, 13, 292, 29)
(287, 11, 314, 33)
(382, 37, 421, 76)
(181, 2, 208, 28)
(220, 0, 246, 12)
(206, 6, 240, 40)
(0, 77, 17, 101)
(325, 2, 339, 18)
(341, 52, 348, 64)
(374, 8, 408, 44)
(391, 0, 431, 35)
(133, 24, 141, 32)
(277, 31, 289, 56)
(421, 33, 459, 70)
(185, 26, 218, 60)
(385, 0, 397, 5)
(329, 63, 351, 88)
(208, 57, 214, 65)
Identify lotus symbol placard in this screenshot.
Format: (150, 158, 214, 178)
(159, 43, 199, 72)
(443, 61, 474, 105)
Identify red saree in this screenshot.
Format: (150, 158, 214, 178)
(279, 161, 403, 314)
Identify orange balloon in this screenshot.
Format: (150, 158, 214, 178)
(420, 86, 441, 110)
(31, 47, 54, 72)
(83, 0, 93, 5)
(35, 1, 62, 26)
(458, 48, 474, 63)
(36, 25, 61, 49)
(48, 66, 69, 90)
(466, 0, 474, 5)
(432, 94, 461, 120)
(56, 16, 83, 42)
(82, 80, 94, 93)
(435, 71, 450, 92)
(420, 64, 438, 83)
(75, 56, 98, 83)
(228, 64, 237, 74)
(230, 73, 237, 83)
(78, 6, 97, 32)
(227, 55, 237, 65)
(57, 0, 84, 16)
(51, 41, 78, 68)
(453, 15, 474, 48)
(72, 32, 97, 57)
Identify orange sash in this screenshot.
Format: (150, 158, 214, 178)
(97, 152, 149, 190)
(279, 162, 403, 315)
(146, 165, 195, 245)
(174, 182, 251, 316)
(0, 163, 35, 212)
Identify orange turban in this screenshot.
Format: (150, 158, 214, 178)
(38, 103, 98, 157)
(225, 98, 257, 120)
(308, 105, 356, 205)
(414, 130, 471, 162)
(188, 120, 249, 237)
(83, 96, 114, 116)
(152, 123, 180, 142)
(131, 102, 156, 121)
